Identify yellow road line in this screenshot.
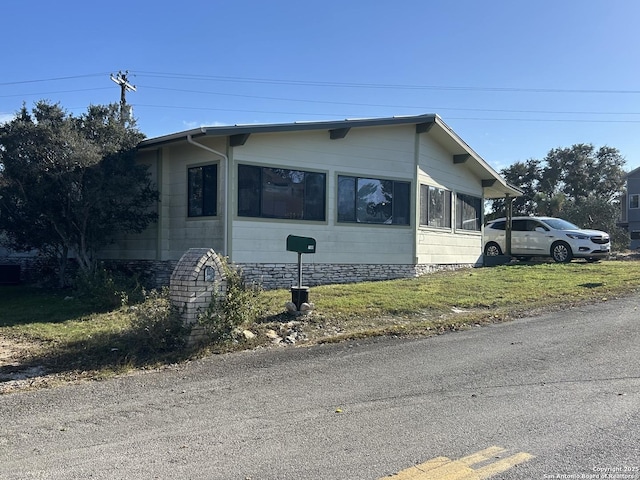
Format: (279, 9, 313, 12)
(475, 452, 536, 479)
(382, 446, 534, 480)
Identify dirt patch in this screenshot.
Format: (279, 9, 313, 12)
(0, 336, 35, 367)
(0, 336, 51, 393)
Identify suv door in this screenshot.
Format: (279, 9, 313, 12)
(525, 219, 553, 254)
(510, 219, 529, 254)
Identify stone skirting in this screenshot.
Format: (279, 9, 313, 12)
(3, 255, 474, 290)
(95, 259, 475, 290)
(236, 262, 473, 290)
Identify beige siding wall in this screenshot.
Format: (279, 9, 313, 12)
(103, 123, 487, 267)
(416, 134, 483, 265)
(230, 125, 416, 264)
(101, 139, 226, 260)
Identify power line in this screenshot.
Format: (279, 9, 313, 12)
(0, 87, 112, 99)
(131, 103, 640, 123)
(4, 71, 640, 124)
(137, 84, 640, 116)
(0, 73, 109, 86)
(135, 71, 640, 95)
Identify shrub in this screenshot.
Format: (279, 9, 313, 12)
(129, 288, 188, 352)
(197, 260, 264, 342)
(73, 266, 146, 310)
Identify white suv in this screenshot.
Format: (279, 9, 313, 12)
(484, 216, 610, 263)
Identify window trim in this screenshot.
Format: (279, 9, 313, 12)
(187, 163, 218, 218)
(337, 174, 411, 226)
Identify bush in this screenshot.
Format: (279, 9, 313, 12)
(129, 288, 188, 352)
(73, 267, 126, 310)
(197, 260, 264, 342)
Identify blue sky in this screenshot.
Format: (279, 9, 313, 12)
(3, 0, 640, 172)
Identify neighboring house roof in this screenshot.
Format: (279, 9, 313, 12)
(626, 165, 640, 179)
(139, 113, 522, 199)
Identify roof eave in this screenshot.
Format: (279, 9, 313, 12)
(137, 114, 439, 149)
(136, 114, 521, 198)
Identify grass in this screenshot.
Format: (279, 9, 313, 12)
(256, 260, 640, 341)
(2, 258, 640, 389)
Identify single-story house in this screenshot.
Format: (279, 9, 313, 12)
(100, 114, 521, 288)
(618, 166, 640, 250)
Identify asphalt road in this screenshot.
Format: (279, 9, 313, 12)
(1, 296, 639, 480)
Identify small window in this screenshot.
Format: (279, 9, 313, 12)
(188, 164, 217, 217)
(237, 164, 326, 221)
(338, 175, 410, 225)
(630, 194, 640, 209)
(488, 221, 506, 230)
(420, 185, 451, 228)
(456, 193, 482, 231)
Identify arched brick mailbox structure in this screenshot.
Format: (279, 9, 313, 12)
(169, 248, 227, 328)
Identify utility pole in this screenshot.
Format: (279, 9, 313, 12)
(110, 70, 136, 122)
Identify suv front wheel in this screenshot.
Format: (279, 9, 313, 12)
(484, 242, 503, 256)
(551, 241, 573, 263)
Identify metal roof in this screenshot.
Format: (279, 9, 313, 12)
(138, 114, 439, 147)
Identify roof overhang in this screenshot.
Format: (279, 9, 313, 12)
(138, 113, 521, 199)
(426, 116, 522, 199)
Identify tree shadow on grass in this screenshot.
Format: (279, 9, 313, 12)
(0, 285, 109, 328)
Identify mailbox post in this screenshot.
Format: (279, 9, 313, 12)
(286, 235, 316, 310)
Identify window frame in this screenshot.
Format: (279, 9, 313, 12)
(455, 192, 482, 232)
(237, 164, 326, 221)
(419, 184, 452, 228)
(187, 163, 218, 218)
(630, 194, 640, 209)
(337, 174, 411, 225)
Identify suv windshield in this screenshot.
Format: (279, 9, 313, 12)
(543, 218, 580, 230)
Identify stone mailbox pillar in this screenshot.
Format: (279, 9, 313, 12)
(169, 248, 227, 334)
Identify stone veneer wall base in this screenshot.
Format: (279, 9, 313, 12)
(237, 262, 474, 290)
(3, 256, 476, 290)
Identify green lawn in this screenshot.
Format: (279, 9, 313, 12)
(2, 259, 640, 382)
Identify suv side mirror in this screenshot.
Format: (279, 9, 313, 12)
(534, 226, 546, 233)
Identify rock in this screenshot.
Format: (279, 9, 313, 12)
(284, 302, 298, 313)
(265, 329, 283, 344)
(299, 302, 314, 314)
(242, 330, 256, 340)
(265, 329, 280, 339)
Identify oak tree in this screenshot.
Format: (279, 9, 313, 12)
(0, 101, 158, 286)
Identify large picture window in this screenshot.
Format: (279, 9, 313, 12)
(456, 193, 482, 231)
(237, 164, 326, 221)
(338, 175, 410, 225)
(188, 164, 217, 217)
(420, 185, 451, 228)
